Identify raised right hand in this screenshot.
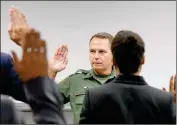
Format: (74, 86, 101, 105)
(162, 74, 176, 103)
(49, 45, 68, 73)
(8, 6, 30, 46)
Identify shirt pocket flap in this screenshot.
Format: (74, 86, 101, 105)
(74, 90, 85, 104)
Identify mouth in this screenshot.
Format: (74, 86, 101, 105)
(93, 63, 102, 65)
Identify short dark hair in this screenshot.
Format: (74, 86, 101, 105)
(90, 32, 113, 44)
(111, 30, 145, 74)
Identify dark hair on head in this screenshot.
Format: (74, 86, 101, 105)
(111, 30, 145, 74)
(90, 32, 113, 44)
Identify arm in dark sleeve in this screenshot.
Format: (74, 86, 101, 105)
(24, 77, 66, 124)
(0, 52, 26, 102)
(0, 95, 25, 124)
(172, 103, 176, 123)
(79, 90, 91, 124)
(171, 100, 176, 124)
(165, 93, 176, 124)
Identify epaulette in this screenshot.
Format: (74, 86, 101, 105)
(75, 69, 89, 74)
(69, 69, 89, 78)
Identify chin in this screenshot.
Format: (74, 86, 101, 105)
(93, 66, 103, 71)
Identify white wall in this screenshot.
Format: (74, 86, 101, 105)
(1, 1, 176, 89)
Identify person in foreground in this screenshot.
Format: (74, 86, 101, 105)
(79, 30, 176, 124)
(11, 28, 66, 124)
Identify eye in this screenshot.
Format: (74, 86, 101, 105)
(90, 50, 95, 53)
(99, 50, 105, 54)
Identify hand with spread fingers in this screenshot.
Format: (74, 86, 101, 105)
(11, 29, 48, 82)
(48, 45, 68, 79)
(49, 45, 68, 72)
(163, 74, 176, 103)
(8, 6, 30, 46)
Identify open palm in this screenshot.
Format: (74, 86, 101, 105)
(49, 45, 68, 72)
(163, 74, 176, 103)
(8, 6, 30, 46)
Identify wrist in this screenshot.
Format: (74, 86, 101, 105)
(48, 68, 57, 79)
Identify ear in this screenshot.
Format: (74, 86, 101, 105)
(113, 60, 116, 66)
(141, 55, 145, 65)
(114, 65, 120, 75)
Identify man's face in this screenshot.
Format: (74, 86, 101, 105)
(89, 37, 113, 74)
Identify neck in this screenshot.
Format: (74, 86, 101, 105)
(115, 66, 141, 76)
(93, 68, 112, 76)
(132, 66, 142, 76)
(131, 72, 140, 76)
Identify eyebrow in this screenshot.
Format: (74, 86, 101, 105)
(90, 48, 103, 50)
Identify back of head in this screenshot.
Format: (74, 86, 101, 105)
(111, 30, 145, 74)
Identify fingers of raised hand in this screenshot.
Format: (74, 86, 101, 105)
(56, 46, 62, 56)
(9, 47, 22, 77)
(162, 88, 166, 91)
(60, 45, 65, 56)
(169, 74, 176, 94)
(11, 51, 23, 74)
(64, 58, 68, 65)
(9, 7, 29, 30)
(169, 75, 174, 92)
(55, 45, 68, 59)
(22, 29, 41, 48)
(60, 45, 67, 56)
(64, 45, 68, 58)
(174, 74, 176, 88)
(21, 29, 46, 62)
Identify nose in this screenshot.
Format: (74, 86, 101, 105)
(94, 52, 100, 59)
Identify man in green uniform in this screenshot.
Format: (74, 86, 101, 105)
(49, 32, 116, 124)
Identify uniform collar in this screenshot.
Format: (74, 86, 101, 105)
(84, 68, 116, 79)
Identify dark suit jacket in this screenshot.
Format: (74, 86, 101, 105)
(79, 75, 176, 124)
(0, 95, 24, 124)
(0, 52, 26, 102)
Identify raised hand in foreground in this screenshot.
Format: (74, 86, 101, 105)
(11, 29, 48, 82)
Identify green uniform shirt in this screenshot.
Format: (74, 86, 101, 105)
(57, 69, 116, 124)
